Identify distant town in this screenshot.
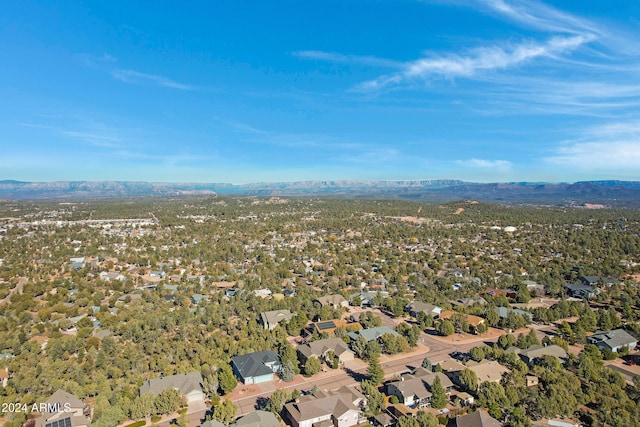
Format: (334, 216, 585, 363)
(0, 197, 639, 427)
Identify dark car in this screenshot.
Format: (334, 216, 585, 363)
(450, 351, 470, 362)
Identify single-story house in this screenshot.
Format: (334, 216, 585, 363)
(493, 307, 531, 321)
(511, 345, 568, 366)
(438, 310, 486, 333)
(587, 329, 637, 353)
(99, 271, 126, 282)
(579, 276, 599, 286)
(283, 386, 366, 427)
(232, 410, 281, 427)
(231, 351, 281, 384)
(451, 297, 488, 308)
(34, 389, 92, 427)
(297, 338, 355, 365)
(453, 360, 510, 386)
(565, 283, 598, 299)
(260, 309, 294, 330)
(308, 319, 359, 336)
(372, 412, 395, 427)
(314, 294, 349, 309)
(254, 289, 273, 299)
(348, 326, 399, 343)
(191, 294, 209, 304)
(139, 372, 206, 405)
(350, 290, 389, 307)
(405, 301, 442, 318)
(455, 409, 502, 427)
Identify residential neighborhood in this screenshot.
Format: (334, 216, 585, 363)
(0, 198, 639, 427)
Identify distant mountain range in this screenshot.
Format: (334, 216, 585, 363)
(1, 179, 640, 208)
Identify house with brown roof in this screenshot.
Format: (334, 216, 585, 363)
(260, 309, 294, 330)
(297, 338, 355, 365)
(385, 369, 453, 409)
(139, 372, 206, 405)
(455, 409, 502, 427)
(308, 319, 360, 337)
(452, 360, 510, 386)
(283, 386, 366, 427)
(0, 368, 9, 387)
(30, 335, 49, 350)
(314, 294, 349, 309)
(438, 311, 486, 333)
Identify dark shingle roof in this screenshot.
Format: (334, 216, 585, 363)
(232, 351, 280, 379)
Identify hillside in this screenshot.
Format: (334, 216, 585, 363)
(1, 179, 639, 208)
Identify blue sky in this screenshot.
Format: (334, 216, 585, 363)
(2, 0, 640, 183)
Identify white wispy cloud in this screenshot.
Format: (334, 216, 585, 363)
(293, 50, 404, 68)
(455, 158, 512, 169)
(111, 69, 194, 90)
(476, 0, 599, 35)
(60, 130, 122, 148)
(545, 121, 640, 169)
(355, 34, 589, 91)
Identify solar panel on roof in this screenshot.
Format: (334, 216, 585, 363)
(317, 321, 336, 330)
(45, 418, 72, 427)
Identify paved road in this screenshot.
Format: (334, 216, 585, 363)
(150, 311, 557, 426)
(0, 277, 26, 305)
(230, 311, 557, 418)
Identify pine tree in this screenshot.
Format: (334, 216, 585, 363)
(218, 365, 238, 395)
(430, 375, 447, 409)
(367, 356, 385, 385)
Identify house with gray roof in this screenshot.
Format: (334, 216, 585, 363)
(191, 293, 210, 304)
(297, 338, 355, 365)
(260, 309, 294, 330)
(348, 326, 399, 343)
(405, 301, 442, 318)
(139, 372, 205, 405)
(451, 297, 488, 307)
(579, 276, 603, 286)
(587, 329, 637, 353)
(350, 290, 389, 307)
(493, 306, 531, 321)
(509, 345, 568, 366)
(34, 389, 92, 427)
(231, 351, 281, 384)
(565, 283, 598, 299)
(233, 410, 281, 427)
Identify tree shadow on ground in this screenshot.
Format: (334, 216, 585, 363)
(343, 367, 368, 382)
